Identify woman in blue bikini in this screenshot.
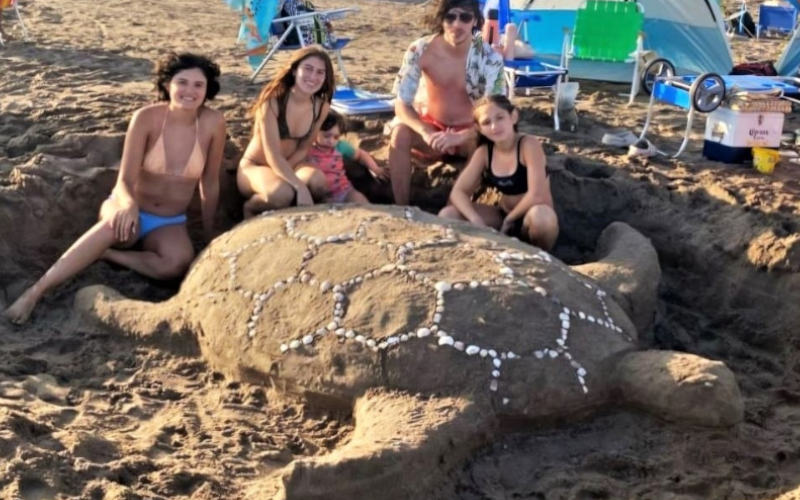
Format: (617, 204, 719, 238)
(4, 53, 227, 324)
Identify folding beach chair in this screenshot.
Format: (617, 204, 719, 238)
(564, 0, 645, 105)
(0, 0, 29, 46)
(757, 2, 798, 38)
(726, 0, 756, 37)
(501, 0, 569, 130)
(247, 0, 358, 84)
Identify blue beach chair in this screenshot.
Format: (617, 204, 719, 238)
(491, 0, 569, 130)
(757, 2, 798, 38)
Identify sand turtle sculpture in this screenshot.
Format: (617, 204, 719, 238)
(75, 205, 743, 499)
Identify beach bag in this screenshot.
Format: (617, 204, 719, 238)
(731, 61, 778, 77)
(275, 0, 324, 46)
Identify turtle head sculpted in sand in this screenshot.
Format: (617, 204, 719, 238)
(76, 205, 743, 500)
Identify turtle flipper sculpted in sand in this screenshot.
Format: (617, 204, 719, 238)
(74, 205, 743, 499)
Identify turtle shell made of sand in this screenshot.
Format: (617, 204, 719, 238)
(172, 205, 637, 418)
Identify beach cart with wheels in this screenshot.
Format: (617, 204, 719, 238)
(638, 73, 800, 158)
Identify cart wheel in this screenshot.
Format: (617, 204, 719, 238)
(641, 58, 675, 95)
(689, 73, 726, 113)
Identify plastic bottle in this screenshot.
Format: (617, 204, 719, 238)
(483, 8, 499, 46)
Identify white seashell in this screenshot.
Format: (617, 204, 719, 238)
(320, 281, 332, 292)
(280, 344, 289, 353)
(488, 349, 497, 358)
(492, 370, 500, 378)
(274, 281, 284, 290)
(579, 311, 586, 319)
(335, 328, 346, 336)
(469, 281, 479, 288)
(387, 336, 399, 345)
(417, 328, 431, 338)
(480, 349, 488, 358)
(248, 328, 256, 338)
(559, 312, 570, 321)
(366, 339, 377, 348)
(534, 286, 547, 296)
(326, 235, 339, 243)
(453, 283, 465, 291)
(436, 329, 446, 337)
(493, 358, 502, 368)
(434, 281, 452, 293)
(334, 292, 345, 302)
(481, 280, 491, 287)
(561, 320, 570, 329)
(577, 368, 587, 377)
(549, 350, 558, 358)
(355, 335, 366, 343)
(345, 330, 355, 339)
(499, 266, 514, 276)
(378, 342, 387, 350)
(556, 338, 565, 346)
(454, 341, 465, 351)
(400, 334, 409, 342)
(290, 340, 301, 349)
(502, 398, 509, 405)
(243, 290, 253, 299)
(333, 285, 343, 293)
(534, 350, 544, 359)
(438, 336, 454, 346)
(490, 380, 498, 392)
(435, 306, 444, 313)
(507, 352, 517, 359)
(466, 345, 480, 355)
(407, 331, 417, 338)
(302, 335, 314, 345)
(433, 314, 442, 323)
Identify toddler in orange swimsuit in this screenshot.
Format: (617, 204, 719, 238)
(306, 111, 387, 203)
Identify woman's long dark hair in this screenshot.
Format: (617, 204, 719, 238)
(249, 45, 335, 122)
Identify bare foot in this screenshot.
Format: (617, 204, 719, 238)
(3, 287, 41, 325)
(243, 195, 268, 219)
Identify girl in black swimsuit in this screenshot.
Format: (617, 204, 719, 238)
(237, 46, 334, 217)
(439, 95, 559, 250)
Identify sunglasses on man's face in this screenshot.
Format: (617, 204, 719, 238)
(444, 11, 475, 24)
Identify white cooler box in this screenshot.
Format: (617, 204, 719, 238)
(703, 107, 784, 163)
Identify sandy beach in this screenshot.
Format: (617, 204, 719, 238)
(2, 0, 800, 498)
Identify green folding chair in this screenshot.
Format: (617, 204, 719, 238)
(565, 0, 645, 104)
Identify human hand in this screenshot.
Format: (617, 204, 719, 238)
(111, 203, 139, 242)
(429, 129, 463, 155)
(368, 161, 389, 181)
(500, 217, 514, 235)
(295, 185, 314, 207)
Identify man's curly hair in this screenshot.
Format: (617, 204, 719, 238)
(427, 0, 484, 34)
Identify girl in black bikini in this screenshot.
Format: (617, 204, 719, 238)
(237, 46, 334, 217)
(439, 95, 559, 250)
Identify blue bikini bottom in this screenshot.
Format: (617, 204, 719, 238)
(139, 210, 187, 239)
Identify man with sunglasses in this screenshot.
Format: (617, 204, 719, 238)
(388, 0, 506, 206)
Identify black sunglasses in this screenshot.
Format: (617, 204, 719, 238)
(444, 11, 475, 24)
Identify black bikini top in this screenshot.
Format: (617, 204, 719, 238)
(277, 93, 321, 142)
(484, 136, 528, 196)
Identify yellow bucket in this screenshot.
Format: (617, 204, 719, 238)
(752, 147, 780, 174)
